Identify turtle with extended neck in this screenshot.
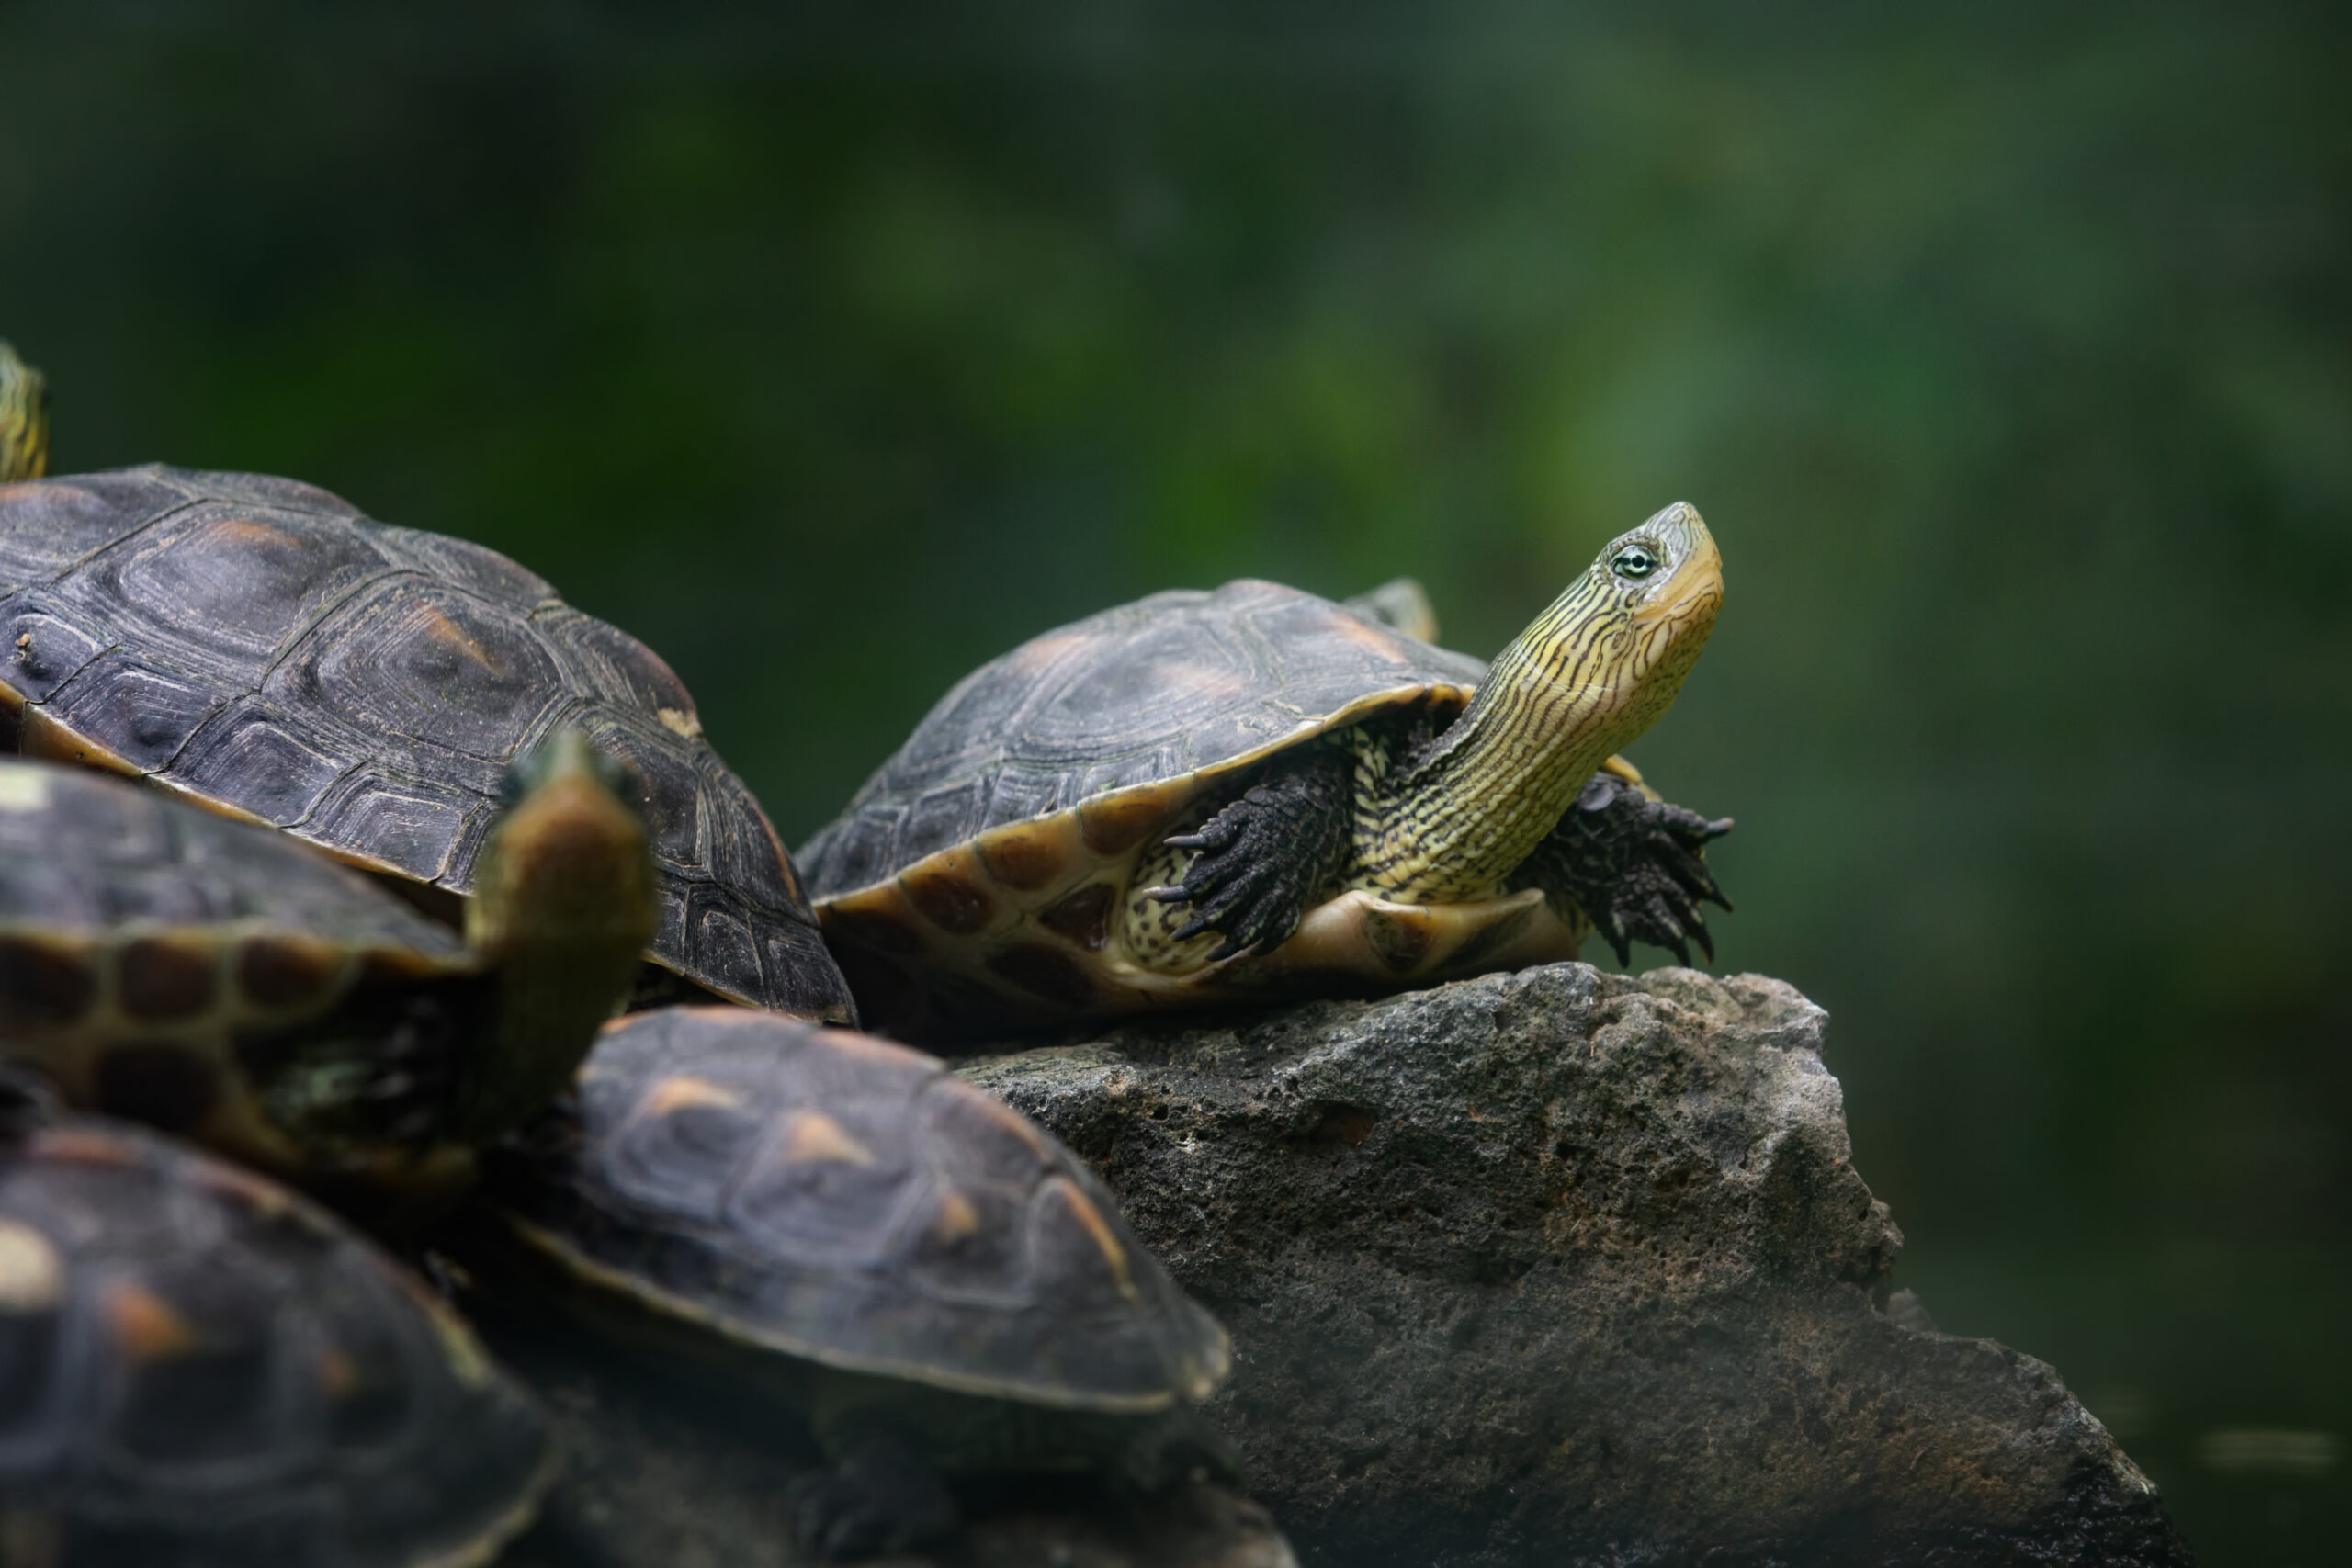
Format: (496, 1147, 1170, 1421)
(0, 730, 654, 1197)
(799, 503, 1732, 1042)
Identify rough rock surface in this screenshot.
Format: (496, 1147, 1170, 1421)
(479, 1310, 1297, 1568)
(957, 964, 2193, 1567)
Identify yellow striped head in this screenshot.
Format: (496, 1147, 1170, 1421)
(0, 343, 48, 482)
(1485, 502, 1724, 759)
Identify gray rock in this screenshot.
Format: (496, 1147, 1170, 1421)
(956, 964, 2192, 1567)
(480, 1310, 1298, 1568)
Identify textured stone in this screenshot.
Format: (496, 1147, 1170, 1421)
(956, 964, 2192, 1567)
(482, 1309, 1297, 1568)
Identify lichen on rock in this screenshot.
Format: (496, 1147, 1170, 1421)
(958, 964, 2192, 1567)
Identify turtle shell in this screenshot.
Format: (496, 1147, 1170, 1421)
(484, 1007, 1229, 1412)
(0, 466, 851, 1022)
(0, 1109, 554, 1567)
(0, 757, 492, 1185)
(798, 579, 1621, 1038)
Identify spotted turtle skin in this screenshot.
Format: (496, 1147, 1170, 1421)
(485, 1007, 1228, 1413)
(799, 579, 1642, 1037)
(0, 1108, 553, 1567)
(0, 466, 851, 1022)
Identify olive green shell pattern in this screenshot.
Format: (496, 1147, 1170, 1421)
(0, 466, 851, 1021)
(484, 1008, 1229, 1412)
(0, 1111, 553, 1567)
(0, 759, 470, 1175)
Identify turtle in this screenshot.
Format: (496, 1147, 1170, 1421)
(471, 1004, 1234, 1562)
(798, 502, 1733, 1042)
(0, 341, 45, 482)
(0, 463, 853, 1023)
(0, 730, 654, 1195)
(0, 1074, 557, 1567)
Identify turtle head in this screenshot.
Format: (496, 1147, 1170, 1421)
(460, 730, 659, 1141)
(1365, 503, 1722, 900)
(1526, 501, 1724, 756)
(0, 342, 50, 482)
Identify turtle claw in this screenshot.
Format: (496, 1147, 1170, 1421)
(1518, 777, 1735, 968)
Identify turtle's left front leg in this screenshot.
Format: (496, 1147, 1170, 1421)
(1515, 772, 1733, 965)
(1141, 738, 1356, 962)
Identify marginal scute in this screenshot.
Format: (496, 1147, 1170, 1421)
(976, 826, 1066, 892)
(1037, 882, 1115, 950)
(0, 934, 97, 1030)
(117, 935, 220, 1021)
(1078, 792, 1180, 857)
(899, 863, 995, 936)
(236, 933, 345, 1010)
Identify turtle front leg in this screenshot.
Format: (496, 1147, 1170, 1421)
(1136, 739, 1356, 964)
(784, 1432, 959, 1562)
(1515, 772, 1733, 965)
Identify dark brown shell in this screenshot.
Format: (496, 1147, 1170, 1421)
(798, 578, 1486, 899)
(486, 1007, 1228, 1411)
(0, 1110, 553, 1566)
(0, 466, 851, 1021)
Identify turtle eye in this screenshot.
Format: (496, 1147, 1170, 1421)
(1610, 543, 1659, 581)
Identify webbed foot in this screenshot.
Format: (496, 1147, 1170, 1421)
(784, 1435, 958, 1562)
(1523, 773, 1733, 966)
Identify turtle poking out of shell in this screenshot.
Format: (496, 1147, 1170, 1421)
(0, 734, 653, 1193)
(801, 504, 1731, 1042)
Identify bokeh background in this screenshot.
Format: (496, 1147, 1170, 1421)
(5, 2, 2346, 1558)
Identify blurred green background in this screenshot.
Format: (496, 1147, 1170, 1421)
(5, 2, 2346, 1558)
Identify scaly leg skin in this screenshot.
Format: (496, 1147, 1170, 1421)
(783, 1434, 959, 1562)
(1514, 772, 1733, 965)
(1141, 738, 1356, 962)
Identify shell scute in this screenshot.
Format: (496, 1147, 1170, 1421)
(0, 1113, 553, 1563)
(0, 468, 851, 1019)
(492, 1010, 1228, 1410)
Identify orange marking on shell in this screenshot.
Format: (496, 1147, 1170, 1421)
(956, 1088, 1056, 1161)
(209, 517, 302, 550)
(317, 1348, 361, 1398)
(31, 1129, 138, 1167)
(417, 605, 497, 670)
(1050, 1180, 1140, 1303)
(1327, 613, 1414, 660)
(104, 1283, 200, 1362)
(933, 1189, 982, 1245)
(639, 1075, 744, 1118)
(782, 1110, 876, 1167)
(1008, 631, 1092, 672)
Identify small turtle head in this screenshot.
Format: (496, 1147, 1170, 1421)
(462, 730, 659, 1141)
(0, 343, 50, 482)
(1492, 502, 1724, 750)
